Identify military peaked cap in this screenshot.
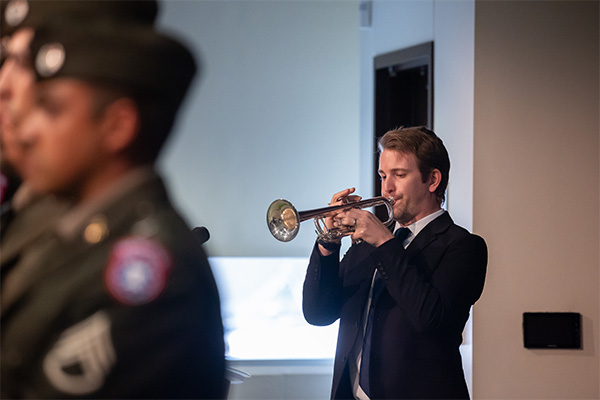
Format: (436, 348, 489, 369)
(31, 24, 197, 114)
(1, 0, 159, 37)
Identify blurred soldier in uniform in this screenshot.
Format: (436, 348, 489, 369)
(0, 0, 158, 268)
(0, 16, 226, 400)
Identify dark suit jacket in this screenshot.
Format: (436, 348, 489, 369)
(303, 212, 487, 400)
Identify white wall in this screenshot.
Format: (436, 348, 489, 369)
(473, 1, 599, 398)
(157, 0, 360, 258)
(433, 1, 475, 232)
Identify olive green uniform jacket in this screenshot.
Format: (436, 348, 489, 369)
(1, 168, 226, 399)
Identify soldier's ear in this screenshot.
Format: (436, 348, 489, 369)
(99, 97, 140, 154)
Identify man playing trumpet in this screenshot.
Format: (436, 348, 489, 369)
(302, 126, 488, 400)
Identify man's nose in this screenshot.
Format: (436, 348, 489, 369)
(382, 179, 394, 195)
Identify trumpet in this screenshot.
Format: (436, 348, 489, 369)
(266, 196, 395, 242)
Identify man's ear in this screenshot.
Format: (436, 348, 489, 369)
(100, 98, 140, 154)
(428, 169, 442, 194)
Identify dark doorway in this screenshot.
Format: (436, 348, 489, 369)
(373, 42, 433, 221)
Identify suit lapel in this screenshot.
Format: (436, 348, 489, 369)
(405, 211, 453, 259)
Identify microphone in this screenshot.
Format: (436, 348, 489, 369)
(192, 226, 210, 245)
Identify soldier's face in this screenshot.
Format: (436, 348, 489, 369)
(0, 28, 35, 175)
(19, 78, 108, 199)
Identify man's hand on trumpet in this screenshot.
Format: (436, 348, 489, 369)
(318, 188, 360, 255)
(334, 207, 394, 248)
(318, 188, 394, 255)
(322, 188, 361, 235)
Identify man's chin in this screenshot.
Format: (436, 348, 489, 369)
(394, 210, 415, 226)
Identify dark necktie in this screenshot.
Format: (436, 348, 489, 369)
(394, 226, 411, 243)
(359, 227, 410, 397)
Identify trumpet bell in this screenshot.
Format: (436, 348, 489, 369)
(267, 199, 300, 242)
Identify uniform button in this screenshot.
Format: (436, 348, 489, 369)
(84, 215, 109, 244)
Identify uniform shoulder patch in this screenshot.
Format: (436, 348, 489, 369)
(104, 236, 172, 306)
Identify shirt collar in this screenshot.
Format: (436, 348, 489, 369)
(394, 208, 445, 243)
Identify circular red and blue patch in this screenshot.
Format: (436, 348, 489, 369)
(104, 237, 172, 306)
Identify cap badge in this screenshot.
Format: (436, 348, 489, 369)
(5, 0, 29, 27)
(36, 42, 65, 78)
(104, 237, 172, 306)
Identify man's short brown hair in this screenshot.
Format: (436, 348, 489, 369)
(378, 126, 450, 204)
